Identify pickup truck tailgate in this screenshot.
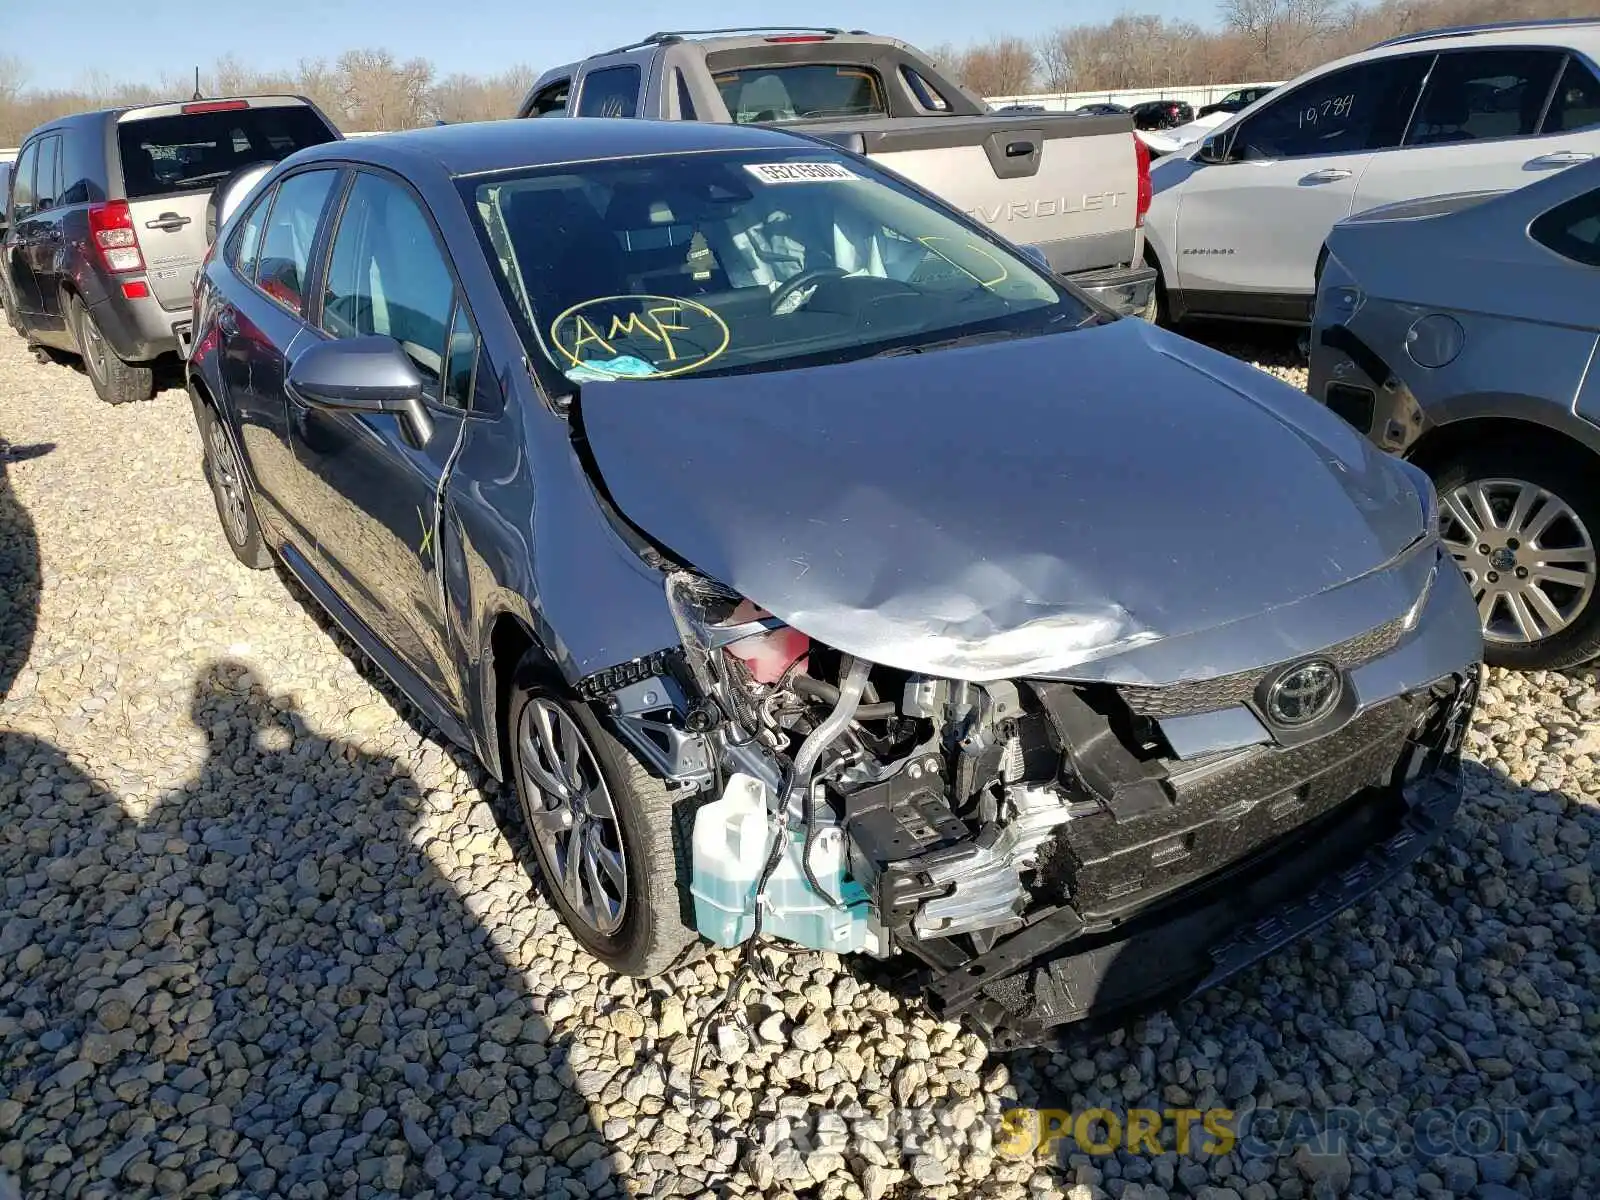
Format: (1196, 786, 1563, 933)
(811, 114, 1139, 274)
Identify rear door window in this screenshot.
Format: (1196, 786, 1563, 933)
(713, 64, 888, 123)
(252, 168, 339, 316)
(575, 65, 641, 119)
(117, 106, 337, 200)
(10, 141, 37, 217)
(1232, 56, 1430, 159)
(33, 136, 60, 211)
(1531, 187, 1600, 266)
(1543, 56, 1600, 133)
(1406, 49, 1565, 144)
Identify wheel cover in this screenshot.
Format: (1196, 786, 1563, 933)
(1440, 476, 1597, 646)
(516, 698, 628, 935)
(206, 421, 251, 547)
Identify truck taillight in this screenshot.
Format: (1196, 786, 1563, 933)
(1134, 136, 1152, 227)
(88, 201, 145, 273)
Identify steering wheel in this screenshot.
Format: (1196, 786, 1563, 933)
(770, 267, 850, 315)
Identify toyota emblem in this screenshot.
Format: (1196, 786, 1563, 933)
(1265, 659, 1342, 727)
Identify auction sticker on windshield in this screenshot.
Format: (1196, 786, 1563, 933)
(745, 162, 861, 184)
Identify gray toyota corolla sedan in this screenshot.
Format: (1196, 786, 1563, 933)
(187, 118, 1481, 1046)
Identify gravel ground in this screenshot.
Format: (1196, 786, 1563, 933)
(0, 325, 1596, 1200)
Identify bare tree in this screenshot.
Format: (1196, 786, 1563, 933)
(1220, 0, 1339, 76)
(959, 37, 1038, 98)
(334, 48, 433, 131)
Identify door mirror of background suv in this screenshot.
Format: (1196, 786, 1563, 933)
(286, 336, 435, 446)
(1196, 133, 1232, 165)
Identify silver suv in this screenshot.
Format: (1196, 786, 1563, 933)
(1145, 18, 1600, 326)
(1, 96, 339, 403)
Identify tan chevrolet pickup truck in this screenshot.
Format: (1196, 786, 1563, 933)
(516, 26, 1157, 316)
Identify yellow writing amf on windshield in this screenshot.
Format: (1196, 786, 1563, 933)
(549, 295, 731, 379)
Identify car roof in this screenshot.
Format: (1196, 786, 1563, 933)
(1340, 18, 1600, 70)
(290, 117, 824, 178)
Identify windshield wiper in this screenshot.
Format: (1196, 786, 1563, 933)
(870, 328, 1040, 359)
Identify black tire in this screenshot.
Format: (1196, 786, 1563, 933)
(198, 404, 273, 569)
(1145, 246, 1178, 328)
(71, 297, 154, 405)
(1430, 443, 1600, 671)
(0, 281, 20, 337)
(506, 664, 695, 977)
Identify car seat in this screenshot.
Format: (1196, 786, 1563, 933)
(1412, 90, 1474, 144)
(501, 186, 629, 319)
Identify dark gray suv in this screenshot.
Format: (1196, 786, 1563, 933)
(2, 96, 339, 403)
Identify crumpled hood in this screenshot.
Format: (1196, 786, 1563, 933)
(579, 318, 1425, 680)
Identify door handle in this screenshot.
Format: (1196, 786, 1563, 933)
(145, 213, 192, 231)
(1300, 168, 1354, 184)
(1525, 150, 1594, 169)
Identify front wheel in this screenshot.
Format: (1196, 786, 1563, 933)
(1432, 445, 1600, 670)
(506, 667, 695, 976)
(71, 297, 154, 405)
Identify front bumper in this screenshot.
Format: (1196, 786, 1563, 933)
(912, 666, 1477, 1049)
(1067, 264, 1158, 319)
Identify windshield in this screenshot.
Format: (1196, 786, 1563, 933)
(468, 148, 1089, 385)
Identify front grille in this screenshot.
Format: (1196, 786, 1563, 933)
(1119, 615, 1408, 719)
(1054, 695, 1421, 918)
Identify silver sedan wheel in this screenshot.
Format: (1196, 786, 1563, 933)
(1440, 476, 1597, 646)
(206, 421, 251, 547)
(516, 698, 628, 935)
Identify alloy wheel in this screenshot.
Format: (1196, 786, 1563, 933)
(1440, 476, 1597, 646)
(206, 421, 251, 547)
(516, 698, 628, 935)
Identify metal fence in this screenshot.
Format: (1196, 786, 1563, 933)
(984, 81, 1281, 112)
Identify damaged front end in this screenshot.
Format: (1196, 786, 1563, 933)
(579, 567, 1479, 1048)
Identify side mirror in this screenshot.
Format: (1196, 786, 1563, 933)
(1195, 133, 1230, 165)
(287, 336, 434, 445)
(1017, 243, 1053, 274)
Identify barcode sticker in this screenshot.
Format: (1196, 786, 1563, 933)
(744, 162, 861, 184)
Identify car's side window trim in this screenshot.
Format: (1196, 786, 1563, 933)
(315, 165, 487, 414)
(442, 295, 481, 412)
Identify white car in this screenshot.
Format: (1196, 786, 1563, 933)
(1144, 17, 1600, 324)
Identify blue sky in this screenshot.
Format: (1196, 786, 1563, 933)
(12, 0, 1220, 91)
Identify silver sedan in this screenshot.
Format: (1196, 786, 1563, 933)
(1310, 161, 1600, 670)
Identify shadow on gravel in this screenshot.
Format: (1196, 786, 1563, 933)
(0, 438, 49, 704)
(0, 658, 617, 1198)
(999, 757, 1597, 1194)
